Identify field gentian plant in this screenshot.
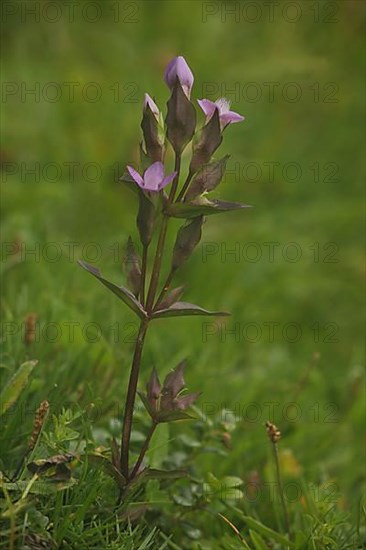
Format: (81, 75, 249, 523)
(79, 55, 249, 497)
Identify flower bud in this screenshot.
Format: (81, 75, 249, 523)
(189, 108, 222, 174)
(171, 216, 203, 271)
(164, 56, 194, 99)
(166, 78, 196, 155)
(141, 94, 164, 162)
(137, 192, 156, 247)
(158, 286, 185, 310)
(185, 155, 230, 201)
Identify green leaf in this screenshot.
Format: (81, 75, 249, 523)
(222, 476, 243, 489)
(239, 515, 295, 548)
(0, 360, 38, 416)
(1, 478, 77, 496)
(152, 301, 230, 319)
(249, 530, 268, 550)
(167, 198, 251, 218)
(78, 261, 146, 319)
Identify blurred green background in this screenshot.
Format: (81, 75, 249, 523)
(1, 0, 364, 534)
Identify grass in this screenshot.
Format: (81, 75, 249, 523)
(1, 1, 365, 548)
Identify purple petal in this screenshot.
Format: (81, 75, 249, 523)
(144, 93, 159, 118)
(127, 165, 144, 187)
(144, 162, 165, 191)
(164, 56, 194, 97)
(220, 111, 245, 125)
(158, 171, 177, 191)
(197, 99, 217, 118)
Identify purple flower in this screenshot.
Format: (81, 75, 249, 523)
(144, 93, 160, 120)
(197, 98, 244, 129)
(164, 56, 194, 98)
(160, 361, 200, 412)
(127, 162, 177, 192)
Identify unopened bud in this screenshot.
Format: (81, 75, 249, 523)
(158, 286, 185, 310)
(172, 216, 203, 271)
(137, 193, 156, 247)
(189, 108, 222, 174)
(141, 100, 164, 162)
(166, 78, 196, 154)
(186, 155, 230, 201)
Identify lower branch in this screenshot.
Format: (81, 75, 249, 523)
(130, 421, 157, 480)
(120, 317, 149, 478)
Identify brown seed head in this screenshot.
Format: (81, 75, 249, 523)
(265, 421, 281, 443)
(24, 313, 38, 346)
(28, 400, 49, 450)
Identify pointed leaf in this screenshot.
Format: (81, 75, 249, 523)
(167, 198, 251, 218)
(238, 515, 295, 548)
(157, 409, 195, 423)
(1, 360, 38, 416)
(250, 530, 268, 550)
(151, 301, 230, 319)
(78, 261, 146, 319)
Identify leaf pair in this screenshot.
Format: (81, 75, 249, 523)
(78, 261, 229, 319)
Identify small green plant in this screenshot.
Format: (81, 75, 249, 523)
(78, 56, 248, 497)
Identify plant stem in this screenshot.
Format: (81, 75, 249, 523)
(145, 215, 169, 313)
(272, 441, 291, 540)
(130, 421, 157, 479)
(120, 317, 149, 477)
(120, 153, 181, 479)
(176, 169, 193, 202)
(153, 269, 174, 310)
(145, 153, 181, 313)
(168, 154, 182, 202)
(140, 245, 148, 306)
